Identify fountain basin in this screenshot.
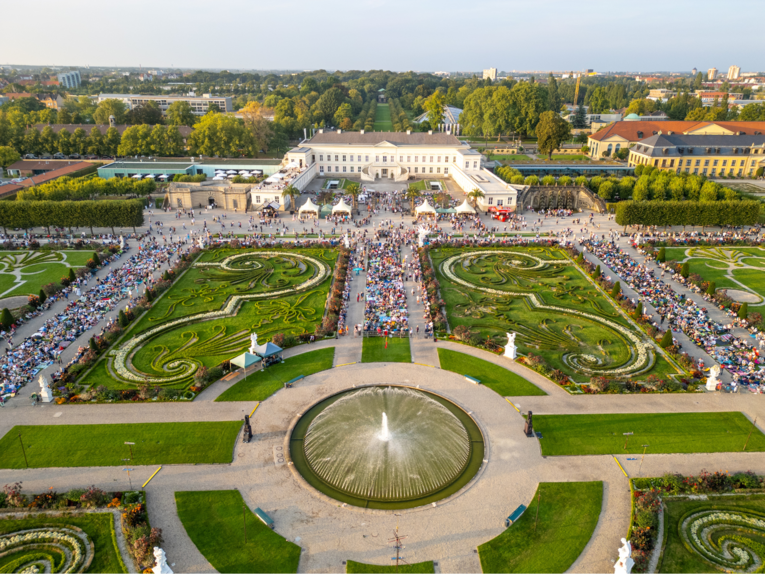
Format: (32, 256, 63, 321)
(289, 385, 485, 510)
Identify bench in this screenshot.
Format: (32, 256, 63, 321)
(284, 375, 304, 389)
(505, 504, 527, 527)
(464, 375, 481, 385)
(254, 507, 274, 529)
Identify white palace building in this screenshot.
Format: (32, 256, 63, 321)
(284, 129, 520, 212)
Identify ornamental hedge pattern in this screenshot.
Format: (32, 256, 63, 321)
(0, 526, 93, 573)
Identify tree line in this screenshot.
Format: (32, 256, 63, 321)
(0, 199, 145, 234)
(16, 176, 155, 201)
(615, 200, 761, 228)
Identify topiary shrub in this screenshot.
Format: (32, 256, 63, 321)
(0, 308, 14, 330)
(738, 302, 749, 319)
(658, 247, 666, 262)
(611, 281, 621, 298)
(660, 330, 673, 348)
(593, 265, 601, 279)
(681, 261, 690, 278)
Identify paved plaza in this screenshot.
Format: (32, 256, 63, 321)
(1, 184, 764, 573)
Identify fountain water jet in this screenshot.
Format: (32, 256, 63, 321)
(379, 412, 390, 441)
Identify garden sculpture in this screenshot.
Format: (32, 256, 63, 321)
(249, 332, 259, 355)
(120, 235, 125, 250)
(417, 226, 430, 247)
(343, 233, 351, 249)
(614, 538, 634, 574)
(524, 410, 534, 437)
(152, 547, 173, 574)
(504, 332, 517, 360)
(38, 373, 53, 403)
(706, 364, 722, 391)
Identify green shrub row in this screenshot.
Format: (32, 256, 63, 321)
(615, 200, 761, 227)
(0, 199, 145, 234)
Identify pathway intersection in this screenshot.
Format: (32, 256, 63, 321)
(1, 188, 764, 573)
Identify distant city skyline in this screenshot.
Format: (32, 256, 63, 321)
(1, 0, 761, 73)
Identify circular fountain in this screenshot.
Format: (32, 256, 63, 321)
(289, 386, 484, 510)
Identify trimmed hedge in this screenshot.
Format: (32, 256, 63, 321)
(0, 199, 145, 233)
(615, 200, 761, 227)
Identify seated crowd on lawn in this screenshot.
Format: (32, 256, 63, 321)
(363, 235, 409, 336)
(582, 239, 765, 391)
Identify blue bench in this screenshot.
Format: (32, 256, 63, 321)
(284, 375, 304, 388)
(464, 375, 481, 385)
(254, 507, 274, 529)
(505, 504, 527, 527)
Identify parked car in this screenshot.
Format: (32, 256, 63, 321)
(40, 153, 52, 159)
(23, 154, 36, 159)
(69, 153, 81, 159)
(53, 152, 66, 159)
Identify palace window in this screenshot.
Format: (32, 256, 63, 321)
(335, 155, 339, 161)
(343, 166, 346, 172)
(473, 161, 478, 168)
(407, 156, 411, 162)
(695, 160, 700, 166)
(376, 156, 379, 162)
(430, 156, 434, 162)
(343, 155, 346, 162)
(319, 166, 324, 173)
(465, 161, 470, 168)
(319, 155, 323, 161)
(437, 167, 441, 173)
(383, 156, 387, 162)
(488, 197, 493, 205)
(414, 167, 418, 173)
(429, 167, 433, 173)
(350, 166, 354, 173)
(414, 156, 419, 162)
(722, 160, 727, 166)
(444, 167, 449, 175)
(497, 199, 504, 206)
(437, 156, 441, 162)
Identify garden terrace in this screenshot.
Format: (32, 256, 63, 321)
(0, 250, 94, 299)
(79, 247, 338, 391)
(429, 246, 681, 384)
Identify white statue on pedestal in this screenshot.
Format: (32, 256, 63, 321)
(151, 547, 173, 574)
(198, 235, 206, 249)
(343, 233, 351, 249)
(119, 235, 125, 250)
(706, 364, 722, 391)
(614, 538, 634, 574)
(38, 374, 53, 403)
(504, 332, 517, 360)
(249, 332, 259, 354)
(417, 226, 430, 248)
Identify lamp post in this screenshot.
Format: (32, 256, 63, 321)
(122, 462, 134, 490)
(125, 441, 135, 461)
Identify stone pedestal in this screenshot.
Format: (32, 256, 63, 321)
(504, 332, 517, 360)
(39, 374, 53, 403)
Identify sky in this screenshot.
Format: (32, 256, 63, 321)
(1, 0, 761, 73)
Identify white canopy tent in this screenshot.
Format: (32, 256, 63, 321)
(131, 174, 143, 179)
(144, 174, 155, 179)
(265, 173, 285, 183)
(332, 198, 352, 214)
(415, 201, 437, 215)
(213, 176, 225, 181)
(239, 170, 249, 175)
(298, 198, 320, 214)
(455, 199, 476, 214)
(284, 161, 299, 169)
(226, 170, 237, 174)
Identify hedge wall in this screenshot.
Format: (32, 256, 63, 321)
(615, 200, 761, 227)
(0, 199, 145, 234)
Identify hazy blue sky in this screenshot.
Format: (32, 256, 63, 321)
(2, 0, 761, 73)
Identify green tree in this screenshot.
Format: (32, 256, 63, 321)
(103, 127, 121, 157)
(681, 261, 690, 278)
(738, 302, 749, 319)
(188, 114, 251, 158)
(598, 181, 615, 200)
(425, 91, 446, 129)
(346, 183, 361, 210)
(0, 146, 20, 173)
(706, 281, 716, 295)
(127, 101, 163, 125)
(87, 127, 104, 156)
(611, 281, 621, 298)
(660, 330, 673, 348)
(509, 81, 548, 136)
(38, 289, 47, 305)
(93, 99, 127, 125)
(118, 309, 128, 327)
(405, 186, 421, 212)
(39, 126, 59, 154)
(467, 188, 484, 208)
(57, 128, 72, 156)
(315, 87, 345, 125)
(165, 101, 197, 127)
(593, 265, 601, 279)
(281, 185, 301, 211)
(536, 110, 572, 160)
(572, 104, 587, 129)
(332, 103, 353, 128)
(634, 301, 643, 318)
(0, 308, 14, 329)
(165, 126, 184, 156)
(547, 73, 561, 113)
(71, 128, 87, 155)
(658, 247, 666, 262)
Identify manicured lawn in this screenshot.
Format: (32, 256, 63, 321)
(732, 268, 765, 304)
(175, 490, 301, 573)
(549, 154, 589, 161)
(437, 349, 545, 396)
(362, 337, 411, 363)
(533, 412, 765, 456)
(659, 494, 765, 573)
(346, 560, 434, 573)
(0, 512, 126, 573)
(478, 481, 603, 573)
(216, 348, 335, 402)
(431, 246, 681, 383)
(494, 154, 533, 162)
(0, 250, 95, 299)
(373, 103, 393, 131)
(0, 422, 242, 468)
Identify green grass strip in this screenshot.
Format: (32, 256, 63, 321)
(534, 412, 765, 456)
(216, 348, 335, 402)
(437, 349, 546, 396)
(479, 481, 602, 573)
(0, 422, 242, 468)
(362, 337, 411, 363)
(0, 512, 126, 573)
(175, 490, 301, 573)
(346, 560, 435, 573)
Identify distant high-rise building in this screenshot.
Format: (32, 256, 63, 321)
(707, 67, 718, 80)
(692, 67, 697, 75)
(727, 65, 741, 80)
(482, 68, 497, 81)
(57, 70, 81, 89)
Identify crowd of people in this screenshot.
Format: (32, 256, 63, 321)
(582, 238, 765, 392)
(362, 232, 409, 336)
(0, 240, 182, 403)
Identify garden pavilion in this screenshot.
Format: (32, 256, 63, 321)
(455, 199, 477, 215)
(332, 198, 352, 214)
(415, 201, 437, 218)
(299, 198, 320, 217)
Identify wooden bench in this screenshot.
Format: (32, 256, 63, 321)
(464, 375, 481, 385)
(505, 504, 527, 527)
(284, 375, 304, 388)
(254, 507, 274, 529)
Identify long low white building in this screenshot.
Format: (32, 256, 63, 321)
(284, 129, 521, 211)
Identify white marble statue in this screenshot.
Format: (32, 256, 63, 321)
(706, 364, 722, 391)
(249, 332, 259, 354)
(504, 332, 517, 360)
(119, 235, 124, 250)
(343, 233, 351, 249)
(151, 547, 173, 574)
(614, 538, 634, 574)
(197, 235, 206, 249)
(417, 226, 430, 248)
(38, 373, 53, 403)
